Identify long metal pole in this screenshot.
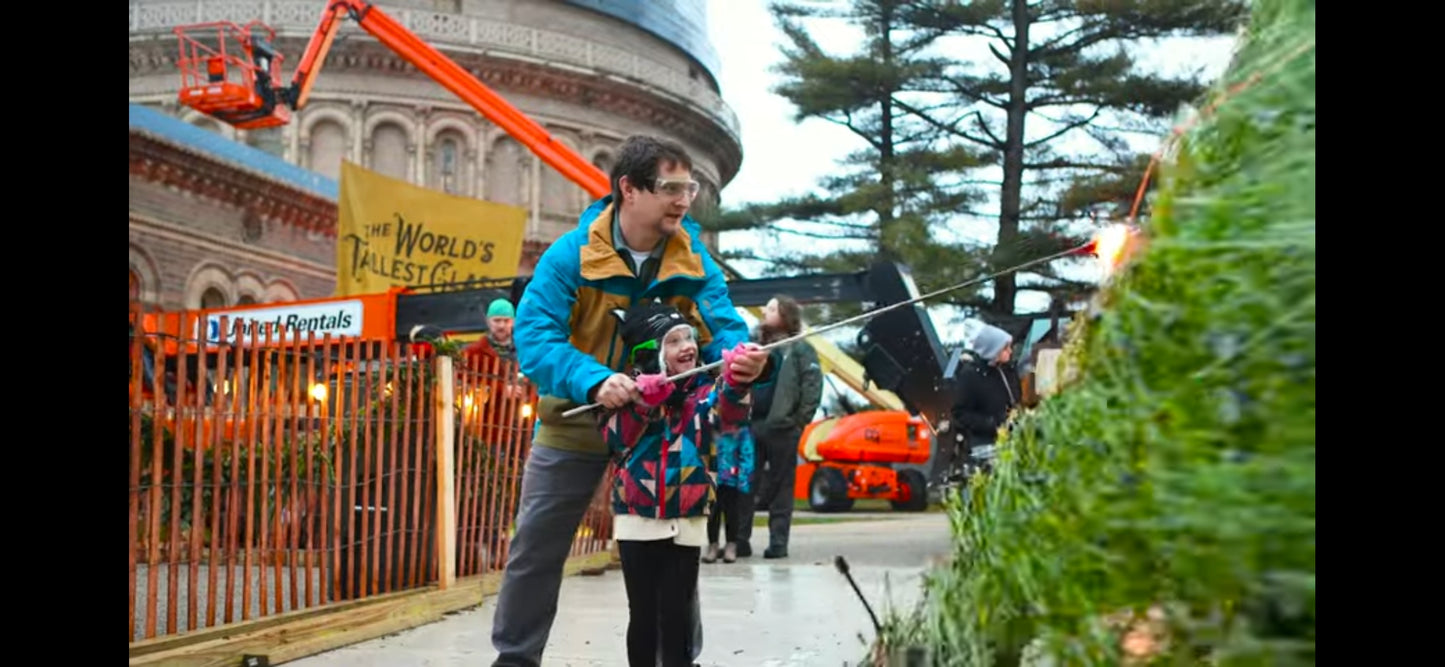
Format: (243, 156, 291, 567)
(561, 241, 1094, 418)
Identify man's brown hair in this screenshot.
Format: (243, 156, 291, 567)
(610, 135, 693, 204)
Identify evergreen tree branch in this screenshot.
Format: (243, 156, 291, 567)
(771, 225, 877, 241)
(1027, 94, 1110, 109)
(915, 74, 1009, 109)
(901, 0, 1013, 45)
(892, 98, 1000, 151)
(1023, 159, 1130, 173)
(1032, 110, 1166, 136)
(1024, 108, 1104, 148)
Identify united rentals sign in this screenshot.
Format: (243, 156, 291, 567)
(201, 300, 365, 344)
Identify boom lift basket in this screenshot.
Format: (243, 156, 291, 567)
(173, 21, 290, 129)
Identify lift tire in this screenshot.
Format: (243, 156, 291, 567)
(890, 468, 929, 512)
(808, 467, 854, 513)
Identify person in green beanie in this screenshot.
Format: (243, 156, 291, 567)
(465, 298, 518, 363)
(485, 298, 517, 360)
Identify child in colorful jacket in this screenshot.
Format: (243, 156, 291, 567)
(702, 413, 755, 564)
(598, 301, 755, 667)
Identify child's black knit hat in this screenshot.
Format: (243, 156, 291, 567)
(613, 301, 689, 374)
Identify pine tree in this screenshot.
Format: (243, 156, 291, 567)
(713, 0, 1248, 325)
(709, 0, 999, 323)
(898, 0, 1249, 317)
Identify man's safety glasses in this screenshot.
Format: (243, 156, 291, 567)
(653, 178, 700, 200)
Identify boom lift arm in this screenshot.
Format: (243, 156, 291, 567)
(282, 0, 609, 196)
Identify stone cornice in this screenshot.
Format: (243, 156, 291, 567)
(129, 131, 339, 236)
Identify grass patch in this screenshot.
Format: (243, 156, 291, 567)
(790, 497, 948, 513)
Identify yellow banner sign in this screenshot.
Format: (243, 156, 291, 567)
(335, 160, 527, 296)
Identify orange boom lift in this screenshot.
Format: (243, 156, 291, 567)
(173, 0, 608, 194)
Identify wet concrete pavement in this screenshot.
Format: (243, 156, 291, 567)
(288, 512, 954, 667)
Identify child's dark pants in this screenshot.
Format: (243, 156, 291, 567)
(617, 538, 701, 667)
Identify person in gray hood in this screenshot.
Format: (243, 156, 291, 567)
(950, 324, 1022, 471)
(735, 295, 822, 560)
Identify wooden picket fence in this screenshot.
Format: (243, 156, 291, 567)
(128, 303, 613, 646)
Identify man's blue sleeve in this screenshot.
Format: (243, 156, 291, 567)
(694, 248, 753, 364)
(514, 246, 614, 405)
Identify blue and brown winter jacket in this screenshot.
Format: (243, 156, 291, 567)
(599, 372, 751, 519)
(715, 423, 755, 493)
(515, 196, 760, 454)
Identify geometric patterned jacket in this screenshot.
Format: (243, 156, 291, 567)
(599, 370, 751, 520)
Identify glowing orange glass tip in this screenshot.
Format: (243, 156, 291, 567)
(1091, 224, 1134, 273)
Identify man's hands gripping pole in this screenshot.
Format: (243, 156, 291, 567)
(583, 342, 768, 414)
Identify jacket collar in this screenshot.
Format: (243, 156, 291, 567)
(578, 196, 707, 283)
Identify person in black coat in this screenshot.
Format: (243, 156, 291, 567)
(951, 324, 1022, 471)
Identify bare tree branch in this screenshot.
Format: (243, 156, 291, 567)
(987, 42, 1011, 67)
(973, 110, 1006, 147)
(1024, 107, 1103, 148)
(892, 98, 1006, 151)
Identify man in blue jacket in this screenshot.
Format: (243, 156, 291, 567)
(491, 135, 772, 667)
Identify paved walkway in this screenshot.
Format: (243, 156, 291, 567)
(288, 513, 954, 666)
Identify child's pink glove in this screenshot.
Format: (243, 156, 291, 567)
(721, 342, 761, 386)
(635, 373, 675, 406)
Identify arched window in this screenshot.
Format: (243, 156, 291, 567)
(237, 295, 258, 305)
(265, 281, 300, 303)
(431, 131, 466, 194)
(129, 270, 141, 302)
(442, 138, 458, 192)
(200, 288, 227, 309)
(593, 152, 614, 178)
(542, 140, 585, 215)
(372, 123, 410, 181)
(308, 120, 347, 182)
(486, 138, 527, 207)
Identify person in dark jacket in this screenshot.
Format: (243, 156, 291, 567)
(951, 324, 1022, 472)
(736, 295, 823, 559)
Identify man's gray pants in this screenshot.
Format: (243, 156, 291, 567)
(490, 443, 703, 666)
